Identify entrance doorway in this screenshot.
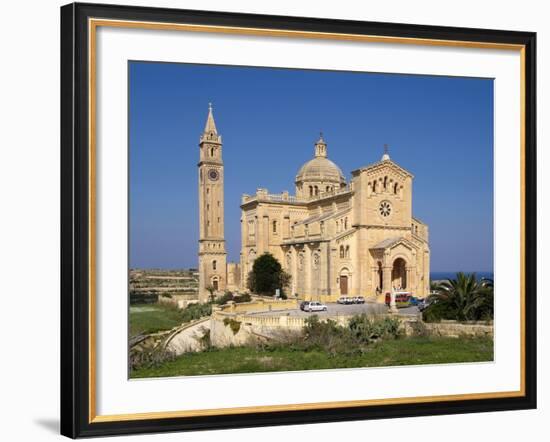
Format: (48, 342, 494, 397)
(340, 275, 348, 295)
(391, 258, 407, 290)
(212, 278, 219, 291)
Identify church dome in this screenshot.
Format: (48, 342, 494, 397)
(295, 134, 346, 185)
(296, 156, 346, 184)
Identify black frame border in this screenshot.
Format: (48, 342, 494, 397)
(60, 2, 537, 438)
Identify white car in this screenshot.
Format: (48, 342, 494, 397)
(306, 301, 328, 312)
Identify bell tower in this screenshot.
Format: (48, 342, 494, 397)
(198, 103, 227, 303)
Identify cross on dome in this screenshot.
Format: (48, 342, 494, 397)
(381, 143, 391, 161)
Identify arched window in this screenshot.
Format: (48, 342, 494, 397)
(383, 176, 388, 190)
(272, 220, 277, 233)
(210, 147, 214, 157)
(309, 186, 313, 196)
(326, 186, 330, 193)
(394, 182, 399, 194)
(344, 217, 348, 230)
(373, 180, 377, 193)
(314, 186, 319, 196)
(345, 245, 350, 258)
(339, 245, 345, 258)
(212, 260, 217, 270)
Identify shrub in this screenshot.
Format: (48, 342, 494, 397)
(214, 292, 252, 305)
(180, 302, 212, 323)
(233, 293, 252, 303)
(223, 317, 242, 335)
(348, 314, 401, 343)
(302, 315, 357, 356)
(129, 336, 176, 372)
(214, 292, 233, 305)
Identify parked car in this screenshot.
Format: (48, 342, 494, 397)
(305, 301, 328, 312)
(300, 301, 310, 311)
(385, 291, 413, 308)
(417, 297, 435, 312)
(355, 296, 365, 304)
(337, 296, 350, 304)
(409, 296, 421, 306)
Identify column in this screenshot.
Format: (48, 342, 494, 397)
(304, 245, 312, 299)
(383, 265, 397, 312)
(382, 266, 392, 294)
(261, 215, 269, 254)
(330, 246, 338, 296)
(291, 246, 298, 297)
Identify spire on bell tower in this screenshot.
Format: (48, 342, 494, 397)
(314, 132, 327, 158)
(204, 102, 217, 133)
(200, 102, 221, 144)
(199, 103, 222, 163)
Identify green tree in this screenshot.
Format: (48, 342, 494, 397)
(424, 272, 494, 322)
(247, 252, 291, 296)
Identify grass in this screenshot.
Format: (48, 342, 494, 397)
(131, 336, 493, 378)
(129, 304, 186, 336)
(130, 302, 212, 337)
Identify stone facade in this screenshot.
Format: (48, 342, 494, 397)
(197, 104, 230, 302)
(197, 107, 429, 303)
(239, 139, 430, 302)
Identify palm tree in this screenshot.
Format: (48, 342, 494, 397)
(430, 272, 493, 321)
(205, 285, 216, 303)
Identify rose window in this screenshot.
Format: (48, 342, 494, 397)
(379, 201, 392, 217)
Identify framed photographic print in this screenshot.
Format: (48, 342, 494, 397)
(60, 2, 537, 438)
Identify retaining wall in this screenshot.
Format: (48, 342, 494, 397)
(210, 311, 493, 347)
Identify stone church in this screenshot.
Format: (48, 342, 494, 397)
(197, 105, 430, 303)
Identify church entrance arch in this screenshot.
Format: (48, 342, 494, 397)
(211, 276, 219, 291)
(339, 268, 350, 295)
(391, 257, 407, 290)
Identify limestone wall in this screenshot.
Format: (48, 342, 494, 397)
(422, 320, 493, 338)
(218, 298, 299, 314)
(210, 312, 493, 348)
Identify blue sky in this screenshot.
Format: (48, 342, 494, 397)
(129, 61, 494, 272)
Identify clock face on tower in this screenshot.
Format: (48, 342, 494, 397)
(208, 169, 219, 181)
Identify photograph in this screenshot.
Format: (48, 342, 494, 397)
(128, 62, 495, 379)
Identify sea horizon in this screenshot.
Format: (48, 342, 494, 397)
(430, 271, 494, 281)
